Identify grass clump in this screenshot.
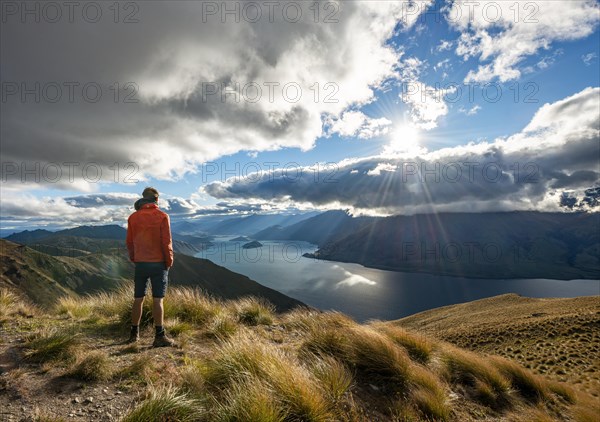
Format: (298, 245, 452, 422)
(234, 297, 275, 326)
(69, 350, 113, 381)
(442, 346, 510, 408)
(489, 356, 549, 403)
(56, 296, 92, 319)
(214, 376, 285, 422)
(205, 311, 238, 339)
(411, 387, 451, 421)
(23, 328, 81, 364)
(191, 333, 333, 421)
(547, 380, 577, 404)
(372, 323, 434, 364)
(122, 385, 205, 422)
(118, 355, 155, 383)
(303, 325, 411, 392)
(165, 318, 195, 337)
(0, 288, 37, 319)
(310, 356, 353, 401)
(165, 288, 221, 326)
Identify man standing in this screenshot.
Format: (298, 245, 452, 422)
(126, 187, 175, 347)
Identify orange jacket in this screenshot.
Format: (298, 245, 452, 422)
(126, 203, 174, 267)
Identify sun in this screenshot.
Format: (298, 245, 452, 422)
(385, 123, 423, 154)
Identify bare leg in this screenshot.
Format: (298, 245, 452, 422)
(152, 297, 164, 327)
(131, 297, 144, 325)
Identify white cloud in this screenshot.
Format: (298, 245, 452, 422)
(326, 111, 392, 139)
(459, 105, 481, 115)
(582, 52, 598, 66)
(436, 39, 454, 52)
(398, 57, 456, 130)
(447, 0, 599, 82)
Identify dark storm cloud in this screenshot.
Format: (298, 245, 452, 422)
(204, 87, 600, 214)
(1, 1, 408, 187)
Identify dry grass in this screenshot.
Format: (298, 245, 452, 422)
(397, 294, 600, 397)
(0, 288, 38, 320)
(441, 346, 510, 408)
(187, 332, 334, 421)
(214, 376, 285, 422)
(121, 384, 205, 422)
(6, 288, 596, 421)
(489, 356, 550, 403)
(69, 350, 113, 381)
(164, 288, 222, 326)
(22, 328, 81, 365)
(371, 322, 435, 364)
(233, 297, 275, 326)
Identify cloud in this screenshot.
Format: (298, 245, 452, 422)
(398, 57, 456, 130)
(582, 52, 598, 66)
(204, 87, 600, 215)
(446, 0, 599, 82)
(436, 39, 454, 52)
(458, 105, 481, 116)
(326, 111, 392, 139)
(1, 1, 433, 189)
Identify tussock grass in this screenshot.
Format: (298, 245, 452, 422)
(310, 356, 353, 401)
(507, 406, 559, 422)
(302, 325, 411, 392)
(165, 318, 195, 337)
(164, 288, 221, 326)
(122, 385, 205, 422)
(214, 376, 285, 422)
(55, 296, 93, 319)
(11, 288, 594, 421)
(283, 308, 355, 332)
(372, 323, 434, 364)
(441, 346, 510, 408)
(118, 355, 155, 382)
(547, 380, 577, 404)
(69, 350, 113, 381)
(191, 332, 333, 421)
(411, 386, 451, 421)
(205, 310, 237, 339)
(489, 356, 549, 402)
(572, 395, 600, 422)
(349, 326, 412, 390)
(234, 297, 275, 326)
(0, 288, 37, 319)
(23, 328, 81, 364)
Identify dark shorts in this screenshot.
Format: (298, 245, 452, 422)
(134, 262, 169, 298)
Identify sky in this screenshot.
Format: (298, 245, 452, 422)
(1, 0, 599, 231)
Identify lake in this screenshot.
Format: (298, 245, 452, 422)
(196, 237, 600, 322)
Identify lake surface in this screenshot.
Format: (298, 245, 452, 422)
(196, 237, 600, 322)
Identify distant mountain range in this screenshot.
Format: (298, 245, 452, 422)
(299, 211, 600, 280)
(4, 225, 212, 258)
(170, 212, 320, 236)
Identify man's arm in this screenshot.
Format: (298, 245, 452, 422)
(126, 216, 135, 262)
(161, 214, 174, 268)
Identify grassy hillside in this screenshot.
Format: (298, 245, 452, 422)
(0, 240, 126, 307)
(395, 294, 600, 398)
(0, 239, 304, 312)
(1, 288, 597, 421)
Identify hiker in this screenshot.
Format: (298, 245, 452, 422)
(125, 187, 175, 347)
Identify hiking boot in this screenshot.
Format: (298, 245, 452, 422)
(127, 332, 139, 344)
(153, 333, 175, 347)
